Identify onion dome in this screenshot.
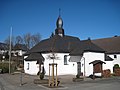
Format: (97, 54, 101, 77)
(55, 15, 64, 37)
(56, 16, 63, 28)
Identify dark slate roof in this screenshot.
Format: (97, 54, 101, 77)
(89, 60, 106, 65)
(23, 52, 30, 56)
(25, 53, 44, 63)
(13, 44, 28, 51)
(80, 40, 104, 52)
(92, 36, 120, 54)
(29, 35, 80, 53)
(70, 40, 105, 56)
(0, 43, 8, 50)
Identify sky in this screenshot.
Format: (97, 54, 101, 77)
(0, 0, 120, 42)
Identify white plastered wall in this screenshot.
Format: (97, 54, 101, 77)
(105, 54, 120, 73)
(103, 60, 113, 73)
(81, 52, 105, 76)
(24, 60, 39, 75)
(42, 53, 77, 75)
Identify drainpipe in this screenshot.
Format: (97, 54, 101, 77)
(81, 57, 85, 80)
(83, 57, 85, 79)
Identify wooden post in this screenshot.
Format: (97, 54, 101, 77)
(56, 64, 57, 86)
(39, 62, 41, 79)
(52, 64, 54, 87)
(48, 63, 58, 87)
(49, 64, 50, 86)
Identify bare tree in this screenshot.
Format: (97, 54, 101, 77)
(4, 36, 14, 47)
(23, 33, 31, 49)
(4, 32, 41, 49)
(15, 35, 23, 44)
(31, 33, 41, 47)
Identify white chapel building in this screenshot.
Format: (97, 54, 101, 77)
(24, 15, 120, 77)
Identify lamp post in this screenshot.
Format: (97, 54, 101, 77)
(9, 27, 12, 74)
(20, 54, 24, 86)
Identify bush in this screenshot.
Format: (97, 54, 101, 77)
(37, 71, 45, 80)
(113, 64, 119, 68)
(0, 62, 16, 73)
(113, 64, 120, 73)
(102, 69, 111, 78)
(0, 63, 9, 73)
(76, 74, 80, 78)
(40, 73, 44, 80)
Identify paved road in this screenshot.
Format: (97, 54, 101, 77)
(0, 81, 4, 90)
(64, 78, 120, 90)
(0, 74, 45, 90)
(0, 74, 120, 90)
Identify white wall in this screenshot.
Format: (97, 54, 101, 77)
(103, 61, 113, 73)
(81, 52, 105, 76)
(24, 52, 111, 76)
(42, 53, 77, 76)
(24, 53, 78, 75)
(24, 60, 39, 75)
(105, 54, 120, 73)
(108, 54, 120, 65)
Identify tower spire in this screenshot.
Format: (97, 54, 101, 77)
(55, 9, 64, 37)
(56, 9, 63, 28)
(59, 8, 61, 17)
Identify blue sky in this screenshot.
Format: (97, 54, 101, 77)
(0, 0, 120, 42)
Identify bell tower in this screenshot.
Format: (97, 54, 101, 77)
(55, 9, 64, 37)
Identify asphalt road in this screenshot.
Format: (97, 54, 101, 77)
(0, 74, 120, 90)
(0, 81, 4, 90)
(64, 78, 120, 90)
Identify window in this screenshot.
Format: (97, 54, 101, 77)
(114, 55, 117, 58)
(64, 55, 68, 65)
(27, 63, 29, 70)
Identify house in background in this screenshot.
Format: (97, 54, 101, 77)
(12, 44, 28, 56)
(24, 15, 120, 77)
(0, 42, 9, 61)
(0, 43, 8, 54)
(11, 44, 29, 67)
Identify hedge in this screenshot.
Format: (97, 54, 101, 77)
(0, 62, 16, 73)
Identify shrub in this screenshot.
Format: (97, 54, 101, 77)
(113, 64, 119, 68)
(0, 62, 16, 73)
(76, 74, 80, 78)
(113, 64, 120, 73)
(40, 73, 44, 80)
(37, 71, 45, 80)
(0, 63, 9, 73)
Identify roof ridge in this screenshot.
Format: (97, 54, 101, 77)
(92, 36, 120, 41)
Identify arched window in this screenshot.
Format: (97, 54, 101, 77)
(27, 63, 29, 70)
(114, 55, 117, 58)
(64, 55, 68, 65)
